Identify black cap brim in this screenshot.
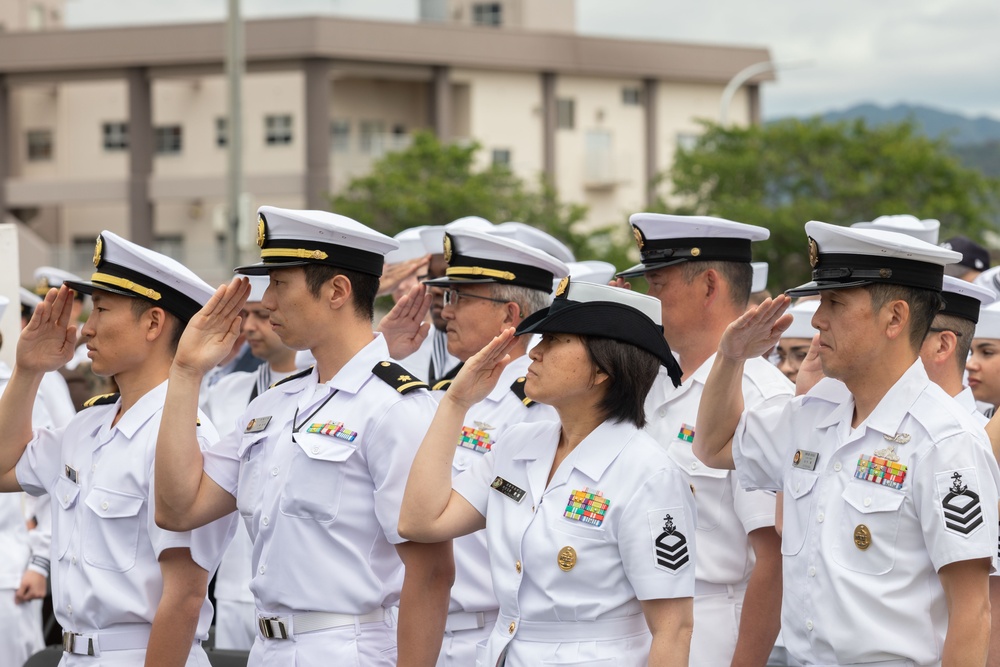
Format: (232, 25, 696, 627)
(63, 279, 136, 301)
(784, 278, 874, 298)
(234, 260, 313, 276)
(615, 258, 688, 279)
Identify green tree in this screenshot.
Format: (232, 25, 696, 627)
(330, 131, 634, 268)
(654, 118, 1000, 290)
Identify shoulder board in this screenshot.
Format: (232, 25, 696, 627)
(431, 379, 453, 392)
(510, 377, 536, 407)
(372, 361, 428, 394)
(270, 366, 313, 389)
(83, 392, 120, 408)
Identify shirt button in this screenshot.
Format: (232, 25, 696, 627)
(508, 622, 515, 634)
(806, 620, 814, 631)
(312, 446, 320, 454)
(259, 565, 266, 574)
(271, 467, 279, 476)
(262, 516, 269, 527)
(91, 464, 97, 472)
(515, 560, 521, 574)
(658, 408, 667, 418)
(71, 556, 77, 565)
(833, 462, 842, 472)
(690, 462, 698, 470)
(62, 494, 69, 503)
(67, 604, 73, 614)
(101, 501, 109, 511)
(808, 567, 816, 577)
(864, 497, 872, 507)
(794, 482, 800, 493)
(817, 512, 825, 523)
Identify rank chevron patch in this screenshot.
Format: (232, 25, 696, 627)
(649, 509, 690, 572)
(938, 470, 984, 536)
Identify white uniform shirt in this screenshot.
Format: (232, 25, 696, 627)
(454, 420, 696, 666)
(202, 335, 438, 615)
(734, 362, 1000, 665)
(14, 381, 235, 638)
(38, 370, 76, 428)
(438, 355, 557, 614)
(644, 354, 792, 584)
(955, 386, 989, 426)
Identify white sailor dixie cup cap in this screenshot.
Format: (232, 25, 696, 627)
(64, 231, 215, 323)
(618, 213, 769, 279)
(559, 260, 617, 289)
(419, 216, 494, 255)
(851, 214, 940, 245)
(940, 275, 995, 324)
(974, 301, 1000, 340)
(33, 266, 83, 296)
(384, 226, 429, 265)
(751, 262, 768, 293)
(785, 220, 961, 297)
(238, 206, 398, 277)
(423, 229, 569, 292)
(516, 279, 682, 386)
(782, 299, 820, 339)
(491, 222, 576, 263)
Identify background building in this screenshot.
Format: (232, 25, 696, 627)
(1, 0, 772, 282)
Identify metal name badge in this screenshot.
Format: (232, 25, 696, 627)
(792, 449, 819, 471)
(244, 416, 272, 433)
(64, 465, 78, 483)
(490, 476, 525, 503)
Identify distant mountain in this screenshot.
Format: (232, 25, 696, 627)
(809, 103, 1000, 146)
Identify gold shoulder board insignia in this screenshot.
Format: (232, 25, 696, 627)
(432, 379, 454, 392)
(509, 377, 535, 407)
(83, 392, 120, 408)
(270, 366, 314, 388)
(372, 361, 428, 394)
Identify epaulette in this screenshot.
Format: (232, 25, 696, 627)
(372, 361, 428, 394)
(431, 379, 454, 392)
(270, 366, 313, 389)
(83, 393, 119, 408)
(510, 377, 536, 407)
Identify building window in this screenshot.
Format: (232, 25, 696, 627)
(102, 122, 128, 151)
(155, 125, 183, 155)
(556, 98, 575, 130)
(676, 133, 699, 152)
(472, 3, 502, 26)
(72, 237, 96, 274)
(216, 117, 228, 147)
(265, 114, 293, 146)
(622, 87, 642, 106)
(492, 148, 511, 167)
(359, 120, 385, 155)
(331, 119, 350, 152)
(27, 130, 53, 161)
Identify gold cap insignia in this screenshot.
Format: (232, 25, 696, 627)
(34, 277, 49, 295)
(555, 276, 570, 297)
(557, 545, 577, 571)
(257, 214, 267, 248)
(854, 524, 871, 550)
(443, 234, 453, 263)
(93, 235, 104, 268)
(690, 247, 701, 257)
(632, 226, 645, 250)
(808, 237, 819, 268)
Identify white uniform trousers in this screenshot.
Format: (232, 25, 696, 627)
(247, 613, 396, 667)
(214, 599, 256, 651)
(0, 593, 42, 667)
(690, 580, 748, 667)
(437, 611, 497, 667)
(59, 643, 210, 667)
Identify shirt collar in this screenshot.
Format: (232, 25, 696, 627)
(512, 419, 638, 481)
(813, 361, 928, 433)
(278, 334, 390, 395)
(109, 380, 168, 439)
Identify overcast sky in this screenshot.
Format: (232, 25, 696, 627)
(64, 0, 1000, 122)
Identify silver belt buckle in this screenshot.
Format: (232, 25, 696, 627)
(62, 631, 96, 656)
(258, 616, 289, 640)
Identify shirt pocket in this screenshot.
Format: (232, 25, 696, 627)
(236, 435, 265, 519)
(53, 475, 80, 559)
(278, 432, 357, 523)
(83, 486, 145, 572)
(781, 469, 819, 557)
(833, 482, 905, 575)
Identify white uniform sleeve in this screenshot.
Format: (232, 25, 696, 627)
(732, 479, 777, 533)
(452, 449, 498, 518)
(26, 494, 52, 576)
(366, 394, 437, 545)
(203, 427, 245, 497)
(618, 467, 697, 600)
(733, 396, 798, 493)
(15, 427, 67, 497)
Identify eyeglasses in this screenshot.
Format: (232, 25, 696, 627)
(928, 328, 963, 337)
(442, 288, 509, 308)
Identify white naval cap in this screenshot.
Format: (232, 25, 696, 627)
(974, 301, 1000, 340)
(247, 275, 271, 303)
(618, 213, 769, 278)
(33, 266, 83, 296)
(419, 216, 493, 255)
(64, 231, 215, 324)
(782, 299, 820, 339)
(561, 260, 617, 288)
(19, 287, 41, 310)
(491, 222, 576, 263)
(0, 295, 9, 323)
(384, 226, 429, 265)
(785, 220, 961, 297)
(237, 206, 398, 277)
(973, 265, 1000, 295)
(851, 214, 940, 245)
(940, 275, 996, 324)
(424, 229, 569, 293)
(751, 262, 768, 293)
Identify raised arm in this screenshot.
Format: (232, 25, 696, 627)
(155, 278, 250, 530)
(0, 286, 77, 492)
(398, 328, 518, 543)
(376, 283, 432, 361)
(693, 296, 792, 470)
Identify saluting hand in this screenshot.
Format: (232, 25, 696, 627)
(719, 295, 793, 362)
(794, 333, 825, 396)
(16, 286, 78, 373)
(173, 277, 251, 376)
(377, 283, 432, 360)
(443, 327, 518, 410)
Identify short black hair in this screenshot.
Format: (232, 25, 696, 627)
(866, 283, 944, 350)
(929, 312, 975, 374)
(303, 264, 379, 322)
(129, 299, 184, 352)
(580, 335, 660, 429)
(680, 261, 753, 310)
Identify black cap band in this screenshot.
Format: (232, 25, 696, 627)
(810, 253, 945, 292)
(941, 291, 982, 323)
(441, 253, 556, 291)
(69, 261, 202, 323)
(256, 239, 384, 276)
(640, 236, 753, 265)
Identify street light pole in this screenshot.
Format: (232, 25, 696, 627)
(719, 60, 812, 126)
(226, 0, 244, 269)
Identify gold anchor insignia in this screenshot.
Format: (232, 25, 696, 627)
(443, 234, 453, 263)
(93, 235, 104, 267)
(557, 545, 577, 571)
(632, 226, 645, 250)
(808, 237, 819, 268)
(555, 276, 569, 297)
(854, 524, 872, 550)
(257, 215, 266, 248)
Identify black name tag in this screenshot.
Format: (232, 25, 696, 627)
(490, 476, 525, 503)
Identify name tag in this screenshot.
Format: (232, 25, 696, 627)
(490, 476, 525, 503)
(792, 449, 819, 471)
(64, 465, 78, 483)
(245, 416, 271, 433)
